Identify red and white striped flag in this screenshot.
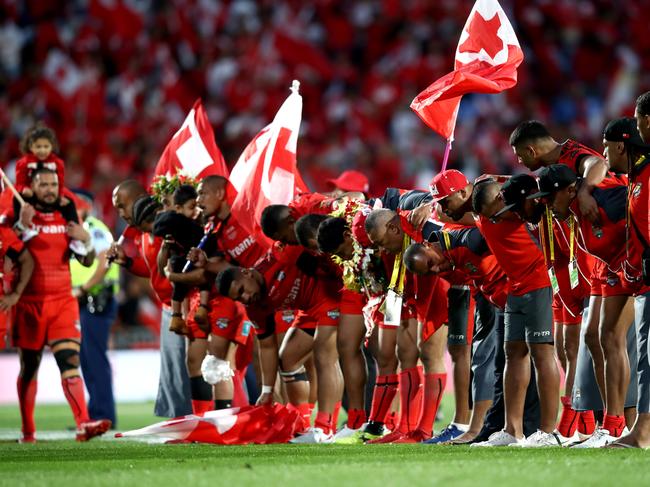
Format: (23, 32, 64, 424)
(229, 80, 309, 250)
(411, 0, 524, 140)
(116, 404, 304, 445)
(154, 99, 228, 179)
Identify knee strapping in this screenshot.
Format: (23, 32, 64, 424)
(54, 349, 79, 373)
(279, 366, 308, 383)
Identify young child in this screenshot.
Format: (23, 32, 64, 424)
(12, 124, 78, 223)
(154, 184, 209, 335)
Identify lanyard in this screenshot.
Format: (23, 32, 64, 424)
(388, 233, 410, 295)
(568, 216, 575, 263)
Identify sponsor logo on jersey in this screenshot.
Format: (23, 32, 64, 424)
(464, 262, 479, 274)
(228, 236, 256, 259)
(33, 224, 67, 234)
(606, 274, 620, 287)
(216, 318, 229, 329)
(633, 183, 642, 199)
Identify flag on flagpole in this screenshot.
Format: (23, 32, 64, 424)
(116, 404, 305, 445)
(229, 80, 309, 250)
(154, 99, 228, 179)
(410, 0, 524, 140)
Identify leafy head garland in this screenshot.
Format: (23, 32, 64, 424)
(151, 172, 199, 203)
(329, 198, 386, 296)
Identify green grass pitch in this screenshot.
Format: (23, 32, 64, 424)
(0, 399, 646, 487)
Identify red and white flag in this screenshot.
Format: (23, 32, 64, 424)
(410, 0, 524, 140)
(154, 99, 228, 179)
(229, 80, 308, 249)
(116, 404, 304, 445)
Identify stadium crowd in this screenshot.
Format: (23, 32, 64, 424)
(2, 0, 650, 224)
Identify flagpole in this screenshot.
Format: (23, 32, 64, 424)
(440, 138, 453, 172)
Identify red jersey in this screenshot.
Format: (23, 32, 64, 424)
(572, 173, 627, 271)
(475, 215, 550, 296)
(625, 155, 650, 294)
(557, 139, 602, 173)
(21, 209, 73, 301)
(140, 233, 173, 306)
(0, 226, 24, 261)
(435, 227, 508, 308)
(289, 192, 337, 218)
(207, 215, 267, 268)
(0, 226, 25, 295)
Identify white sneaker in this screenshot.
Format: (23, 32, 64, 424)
(556, 430, 580, 447)
(333, 424, 364, 443)
(570, 428, 617, 448)
(470, 430, 523, 447)
(289, 427, 334, 444)
(519, 430, 562, 448)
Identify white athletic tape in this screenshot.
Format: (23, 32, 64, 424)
(201, 355, 234, 385)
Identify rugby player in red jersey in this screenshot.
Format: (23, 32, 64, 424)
(215, 244, 342, 444)
(535, 164, 634, 447)
(469, 177, 560, 447)
(404, 229, 506, 444)
(363, 208, 449, 443)
(11, 168, 110, 442)
(509, 120, 608, 224)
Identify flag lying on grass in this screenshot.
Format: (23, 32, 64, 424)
(116, 404, 305, 445)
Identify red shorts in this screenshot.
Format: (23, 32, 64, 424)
(552, 298, 584, 325)
(274, 310, 318, 335)
(303, 279, 340, 327)
(340, 289, 366, 315)
(187, 293, 252, 345)
(186, 291, 207, 340)
(12, 295, 80, 350)
(590, 259, 633, 298)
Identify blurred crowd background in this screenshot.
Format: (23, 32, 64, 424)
(2, 0, 649, 347)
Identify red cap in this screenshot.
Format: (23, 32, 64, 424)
(428, 170, 469, 202)
(326, 170, 370, 194)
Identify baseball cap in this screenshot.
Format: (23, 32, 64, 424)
(527, 164, 577, 200)
(326, 170, 370, 193)
(492, 173, 538, 218)
(603, 117, 649, 148)
(428, 170, 469, 203)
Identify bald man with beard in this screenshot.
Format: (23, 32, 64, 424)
(107, 180, 192, 418)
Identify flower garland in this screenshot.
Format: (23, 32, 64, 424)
(151, 172, 199, 203)
(329, 199, 387, 297)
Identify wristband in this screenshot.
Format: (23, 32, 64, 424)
(261, 385, 272, 394)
